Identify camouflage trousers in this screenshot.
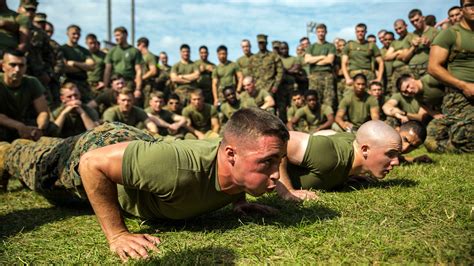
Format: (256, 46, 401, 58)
(335, 76, 346, 104)
(390, 65, 412, 95)
(308, 71, 336, 108)
(425, 89, 474, 153)
(408, 63, 428, 79)
(4, 122, 157, 205)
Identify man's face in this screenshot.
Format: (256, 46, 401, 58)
(369, 85, 383, 99)
(363, 141, 401, 179)
(353, 78, 367, 96)
(306, 95, 318, 110)
(44, 23, 54, 37)
(400, 78, 419, 97)
(378, 32, 386, 44)
(111, 78, 125, 92)
(355, 26, 367, 41)
(60, 87, 81, 104)
(149, 96, 165, 112)
(462, 1, 474, 22)
(448, 8, 463, 24)
(279, 44, 288, 56)
(223, 89, 237, 105)
(159, 54, 168, 65)
(383, 34, 394, 48)
(199, 48, 208, 61)
(296, 45, 304, 56)
(394, 21, 408, 37)
(367, 36, 376, 43)
(180, 48, 190, 61)
(300, 39, 310, 49)
(217, 50, 227, 63)
(167, 99, 180, 112)
(243, 79, 256, 94)
(117, 93, 133, 112)
(231, 135, 287, 196)
(86, 38, 99, 52)
(190, 93, 204, 109)
(399, 129, 422, 154)
(316, 28, 327, 42)
(241, 41, 251, 55)
(114, 31, 126, 45)
(67, 28, 80, 44)
(258, 41, 267, 51)
(2, 54, 27, 83)
(409, 14, 425, 31)
(336, 40, 346, 52)
(292, 94, 304, 108)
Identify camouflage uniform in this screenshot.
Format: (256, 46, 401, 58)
(3, 122, 157, 205)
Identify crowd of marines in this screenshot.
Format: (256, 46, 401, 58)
(0, 0, 473, 262)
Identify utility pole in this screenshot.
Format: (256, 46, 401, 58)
(107, 0, 112, 42)
(131, 0, 135, 46)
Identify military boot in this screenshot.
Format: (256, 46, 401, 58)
(0, 142, 12, 192)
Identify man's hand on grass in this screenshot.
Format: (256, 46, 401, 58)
(109, 232, 160, 262)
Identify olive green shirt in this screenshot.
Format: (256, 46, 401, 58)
(236, 54, 252, 77)
(306, 41, 336, 72)
(119, 138, 244, 220)
(182, 103, 218, 132)
(416, 74, 445, 109)
(102, 105, 148, 129)
(212, 60, 240, 89)
(219, 101, 241, 123)
(293, 104, 333, 132)
(142, 52, 158, 80)
(288, 133, 355, 190)
(432, 24, 474, 83)
(61, 44, 92, 81)
(281, 56, 301, 84)
(88, 50, 106, 83)
(403, 26, 438, 66)
(0, 9, 29, 51)
(390, 93, 421, 114)
(338, 92, 379, 129)
(343, 41, 381, 71)
(240, 89, 271, 108)
(195, 59, 215, 91)
(52, 104, 99, 138)
(171, 61, 199, 89)
(390, 33, 416, 69)
(105, 44, 144, 81)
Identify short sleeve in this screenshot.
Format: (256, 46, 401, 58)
(368, 96, 379, 108)
(342, 43, 350, 56)
(211, 68, 217, 79)
(432, 28, 456, 51)
(102, 107, 116, 122)
(210, 106, 218, 119)
(328, 44, 336, 55)
(338, 96, 350, 111)
(171, 63, 179, 74)
(104, 49, 112, 64)
(372, 45, 381, 57)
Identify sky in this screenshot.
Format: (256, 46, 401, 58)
(8, 0, 456, 63)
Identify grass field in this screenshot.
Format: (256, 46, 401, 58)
(1, 148, 473, 264)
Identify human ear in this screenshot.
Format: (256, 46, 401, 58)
(225, 145, 236, 166)
(361, 145, 369, 159)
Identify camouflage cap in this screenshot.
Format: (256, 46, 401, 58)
(272, 40, 281, 48)
(21, 0, 38, 9)
(257, 34, 268, 43)
(34, 12, 47, 23)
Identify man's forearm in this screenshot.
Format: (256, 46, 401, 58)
(0, 114, 24, 130)
(36, 112, 49, 130)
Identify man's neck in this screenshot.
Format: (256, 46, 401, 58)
(357, 39, 366, 44)
(259, 49, 267, 54)
(415, 80, 424, 93)
(216, 148, 243, 195)
(317, 39, 326, 44)
(67, 40, 77, 47)
(461, 18, 474, 31)
(244, 52, 252, 57)
(349, 141, 364, 176)
(180, 58, 190, 64)
(3, 76, 21, 88)
(119, 42, 129, 48)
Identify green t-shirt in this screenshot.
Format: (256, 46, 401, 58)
(119, 138, 244, 220)
(94, 89, 117, 114)
(288, 133, 355, 190)
(61, 44, 92, 81)
(219, 101, 241, 123)
(343, 41, 380, 71)
(236, 54, 252, 77)
(195, 59, 215, 91)
(281, 56, 301, 84)
(142, 52, 158, 79)
(338, 92, 379, 129)
(171, 61, 199, 89)
(390, 93, 420, 114)
(212, 60, 240, 89)
(52, 104, 99, 138)
(102, 105, 148, 129)
(240, 89, 271, 108)
(144, 107, 175, 136)
(0, 9, 29, 51)
(306, 41, 336, 72)
(182, 103, 218, 132)
(88, 50, 106, 83)
(293, 104, 333, 132)
(403, 26, 438, 65)
(432, 24, 474, 83)
(416, 74, 445, 108)
(105, 45, 144, 80)
(0, 73, 45, 122)
(389, 33, 416, 69)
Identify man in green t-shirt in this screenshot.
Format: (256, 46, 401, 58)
(155, 51, 173, 97)
(85, 33, 106, 97)
(195, 45, 216, 104)
(288, 90, 334, 134)
(425, 1, 474, 153)
(88, 73, 126, 116)
(182, 89, 220, 140)
(0, 50, 52, 141)
(305, 23, 336, 108)
(0, 107, 289, 262)
(145, 91, 187, 138)
(52, 82, 99, 138)
(236, 39, 253, 78)
(61, 24, 96, 102)
(170, 44, 200, 103)
(287, 90, 305, 130)
(335, 73, 380, 132)
(279, 41, 302, 121)
(276, 120, 401, 201)
(103, 26, 143, 100)
(212, 45, 243, 106)
(136, 37, 158, 107)
(342, 23, 384, 93)
(240, 76, 275, 113)
(380, 31, 395, 93)
(367, 81, 389, 121)
(334, 38, 347, 102)
(382, 83, 426, 128)
(219, 87, 242, 125)
(103, 89, 157, 133)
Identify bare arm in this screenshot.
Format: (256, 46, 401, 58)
(142, 62, 158, 81)
(304, 53, 325, 64)
(384, 47, 400, 61)
(341, 55, 352, 84)
(33, 95, 50, 130)
(316, 53, 335, 66)
(335, 109, 351, 130)
(144, 118, 158, 133)
(134, 64, 143, 93)
(235, 71, 243, 93)
(314, 113, 334, 132)
(260, 95, 275, 110)
(17, 23, 30, 53)
(211, 117, 220, 134)
(212, 77, 219, 106)
(375, 56, 384, 82)
(370, 106, 380, 121)
(103, 63, 112, 87)
(406, 106, 428, 122)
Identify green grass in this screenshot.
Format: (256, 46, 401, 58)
(1, 148, 473, 264)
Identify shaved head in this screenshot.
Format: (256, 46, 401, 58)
(356, 120, 401, 147)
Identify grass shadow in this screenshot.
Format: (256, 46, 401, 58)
(137, 247, 237, 265)
(0, 206, 92, 240)
(334, 178, 419, 192)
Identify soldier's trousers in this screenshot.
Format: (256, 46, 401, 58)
(390, 65, 412, 95)
(408, 63, 427, 79)
(308, 71, 335, 108)
(425, 89, 474, 153)
(4, 122, 157, 205)
(335, 76, 346, 104)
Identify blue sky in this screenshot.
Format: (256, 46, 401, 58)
(8, 0, 456, 63)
